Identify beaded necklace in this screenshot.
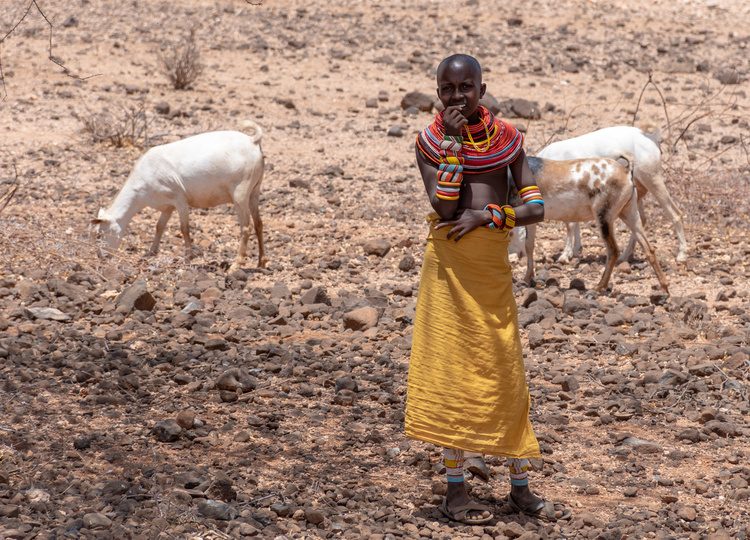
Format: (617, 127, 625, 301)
(463, 115, 493, 153)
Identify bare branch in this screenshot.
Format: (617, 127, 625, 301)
(0, 163, 19, 215)
(0, 0, 100, 101)
(631, 72, 673, 157)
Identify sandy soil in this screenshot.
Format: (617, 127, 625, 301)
(0, 0, 749, 539)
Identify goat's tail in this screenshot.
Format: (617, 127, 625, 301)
(240, 120, 263, 145)
(616, 152, 637, 200)
(636, 119, 662, 146)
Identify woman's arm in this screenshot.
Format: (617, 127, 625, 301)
(508, 149, 544, 226)
(416, 144, 460, 219)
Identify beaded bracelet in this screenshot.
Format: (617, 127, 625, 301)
(484, 204, 516, 230)
(519, 185, 544, 206)
(436, 136, 464, 201)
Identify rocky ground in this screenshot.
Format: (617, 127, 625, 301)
(1, 0, 749, 539)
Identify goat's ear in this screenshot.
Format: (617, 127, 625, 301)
(91, 218, 104, 225)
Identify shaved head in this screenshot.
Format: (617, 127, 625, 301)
(437, 54, 482, 83)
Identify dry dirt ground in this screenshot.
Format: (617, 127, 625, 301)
(1, 0, 749, 539)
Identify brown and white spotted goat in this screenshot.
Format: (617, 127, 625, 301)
(509, 155, 669, 294)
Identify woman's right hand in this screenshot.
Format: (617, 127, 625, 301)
(443, 105, 468, 136)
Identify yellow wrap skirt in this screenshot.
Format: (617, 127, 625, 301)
(405, 217, 540, 458)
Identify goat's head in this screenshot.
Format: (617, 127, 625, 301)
(91, 209, 122, 251)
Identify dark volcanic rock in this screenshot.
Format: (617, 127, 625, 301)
(116, 284, 156, 312)
(400, 91, 434, 112)
(153, 419, 182, 442)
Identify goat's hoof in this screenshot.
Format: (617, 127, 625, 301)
(258, 256, 268, 268)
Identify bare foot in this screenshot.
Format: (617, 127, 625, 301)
(440, 481, 493, 524)
(509, 485, 571, 521)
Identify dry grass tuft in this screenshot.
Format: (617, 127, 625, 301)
(159, 30, 204, 90)
(665, 165, 750, 231)
(0, 213, 189, 282)
(79, 101, 150, 148)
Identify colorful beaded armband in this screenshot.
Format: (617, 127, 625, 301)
(436, 136, 464, 201)
(485, 204, 516, 230)
(519, 185, 544, 206)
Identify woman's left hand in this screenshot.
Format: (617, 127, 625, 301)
(434, 208, 491, 242)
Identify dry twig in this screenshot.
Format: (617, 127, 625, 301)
(0, 0, 99, 101)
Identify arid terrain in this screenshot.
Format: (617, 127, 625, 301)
(0, 0, 749, 539)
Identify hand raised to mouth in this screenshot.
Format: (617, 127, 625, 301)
(443, 105, 469, 136)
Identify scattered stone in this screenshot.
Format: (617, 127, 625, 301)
(387, 126, 404, 137)
(215, 368, 257, 392)
(362, 238, 391, 257)
(197, 499, 238, 520)
(154, 101, 170, 114)
(620, 437, 662, 454)
(716, 69, 741, 84)
(343, 306, 380, 331)
(153, 419, 183, 442)
(499, 98, 542, 119)
(82, 513, 112, 529)
(26, 307, 71, 321)
(116, 284, 156, 312)
(398, 255, 415, 271)
(206, 472, 237, 502)
(304, 507, 326, 525)
(335, 378, 358, 392)
(300, 286, 330, 305)
(677, 506, 697, 521)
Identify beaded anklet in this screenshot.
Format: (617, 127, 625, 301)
(484, 204, 516, 230)
(436, 135, 464, 201)
(519, 185, 544, 206)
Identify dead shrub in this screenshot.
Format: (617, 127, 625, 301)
(159, 31, 204, 90)
(664, 165, 750, 229)
(79, 101, 149, 147)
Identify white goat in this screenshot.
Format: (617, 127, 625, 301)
(510, 155, 669, 294)
(536, 126, 687, 264)
(92, 122, 267, 271)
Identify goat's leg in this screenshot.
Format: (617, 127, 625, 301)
(148, 208, 174, 255)
(644, 171, 688, 263)
(594, 213, 620, 293)
(619, 197, 669, 293)
(558, 223, 581, 264)
(249, 189, 267, 268)
(175, 204, 194, 260)
(228, 197, 251, 273)
(619, 183, 648, 263)
(523, 223, 536, 284)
